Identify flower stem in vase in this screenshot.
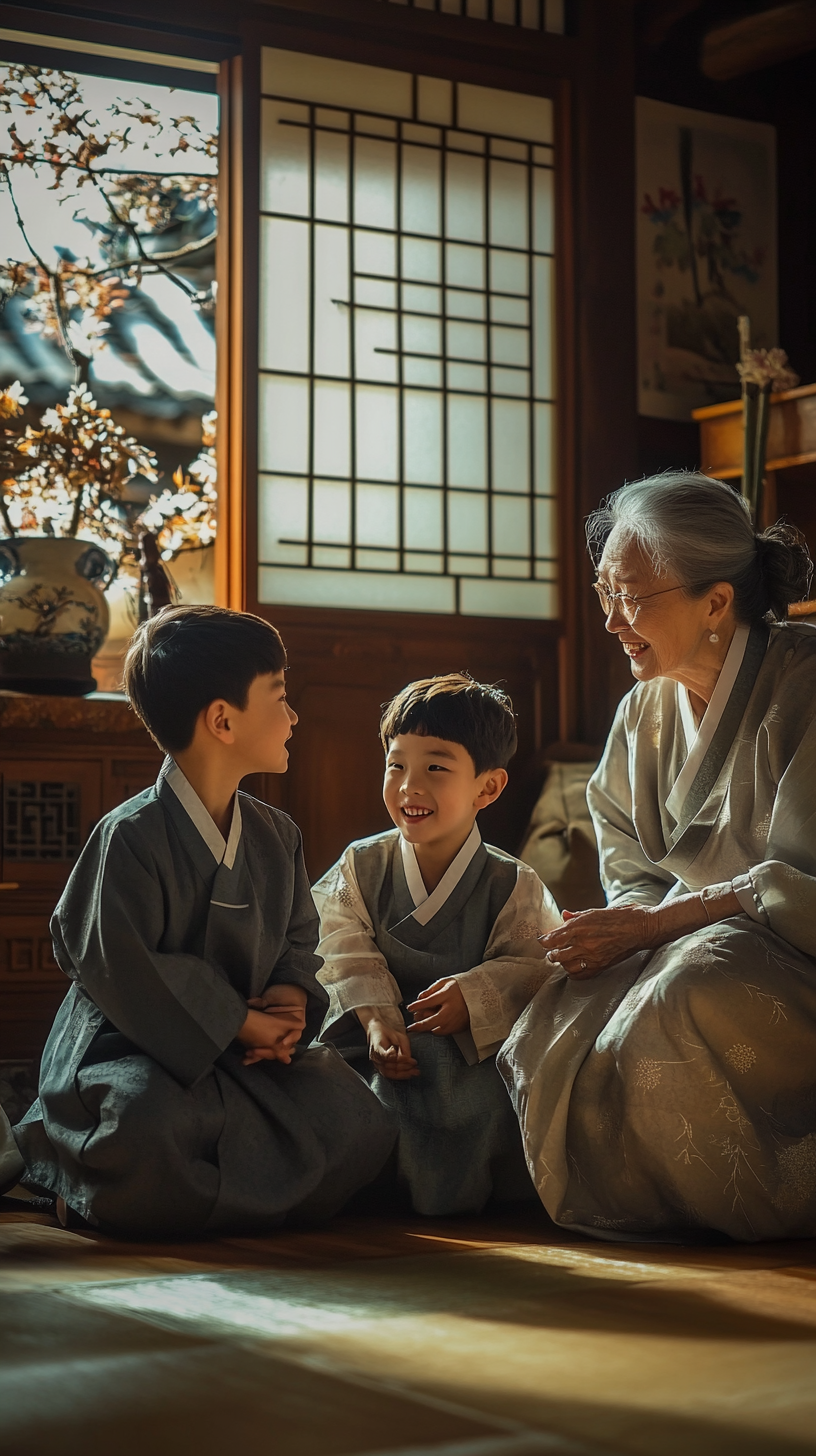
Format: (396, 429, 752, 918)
(754, 384, 772, 527)
(742, 381, 760, 520)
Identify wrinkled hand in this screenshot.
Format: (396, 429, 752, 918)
(239, 985, 308, 1066)
(406, 978, 469, 1036)
(366, 1017, 420, 1080)
(538, 905, 656, 980)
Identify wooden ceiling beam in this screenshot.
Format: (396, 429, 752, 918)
(701, 0, 816, 80)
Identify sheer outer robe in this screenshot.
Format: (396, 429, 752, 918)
(14, 769, 394, 1237)
(499, 623, 816, 1241)
(313, 829, 560, 1214)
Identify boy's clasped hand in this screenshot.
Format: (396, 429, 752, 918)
(240, 983, 308, 1065)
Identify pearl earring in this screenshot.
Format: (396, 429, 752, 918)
(709, 632, 719, 643)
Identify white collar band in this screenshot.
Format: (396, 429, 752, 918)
(400, 822, 482, 927)
(165, 758, 242, 869)
(666, 623, 751, 821)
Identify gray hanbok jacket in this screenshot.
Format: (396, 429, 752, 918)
(500, 621, 816, 1241)
(14, 760, 394, 1238)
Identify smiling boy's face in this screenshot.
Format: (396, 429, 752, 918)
(383, 732, 506, 851)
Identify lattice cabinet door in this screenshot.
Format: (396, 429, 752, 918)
(0, 759, 102, 892)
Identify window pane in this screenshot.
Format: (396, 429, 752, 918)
(259, 565, 455, 612)
(457, 84, 552, 145)
(448, 362, 487, 392)
(491, 326, 529, 368)
(448, 553, 487, 576)
(490, 249, 527, 294)
(313, 381, 351, 476)
(490, 160, 528, 249)
(258, 475, 308, 563)
(258, 375, 309, 473)
(492, 493, 530, 556)
(262, 48, 413, 116)
(533, 254, 554, 399)
(314, 224, 350, 377)
(446, 243, 485, 289)
(404, 315, 442, 356)
(357, 277, 397, 309)
(535, 494, 557, 557)
(261, 100, 309, 216)
(404, 551, 444, 573)
(403, 282, 442, 314)
(460, 577, 556, 618)
(354, 137, 397, 230)
(445, 153, 485, 244)
(533, 165, 554, 253)
(357, 483, 399, 546)
(491, 295, 528, 325)
(313, 545, 351, 568)
(355, 385, 399, 480)
(357, 547, 399, 571)
(355, 230, 397, 277)
(405, 357, 443, 387)
(402, 145, 441, 236)
(402, 237, 441, 282)
(404, 486, 444, 549)
(356, 309, 398, 383)
(314, 479, 351, 544)
(534, 402, 555, 493)
(492, 399, 530, 492)
(445, 492, 483, 553)
(417, 75, 453, 126)
(447, 321, 486, 362)
(446, 290, 485, 320)
(448, 396, 487, 488)
(315, 129, 349, 222)
(492, 367, 529, 397)
(404, 392, 443, 484)
(260, 217, 309, 373)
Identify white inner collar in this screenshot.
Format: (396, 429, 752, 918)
(400, 822, 482, 927)
(666, 623, 750, 821)
(165, 758, 242, 870)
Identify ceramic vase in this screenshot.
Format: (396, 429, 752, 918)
(0, 536, 115, 696)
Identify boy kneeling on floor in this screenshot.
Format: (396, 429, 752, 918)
(313, 673, 560, 1216)
(5, 606, 395, 1238)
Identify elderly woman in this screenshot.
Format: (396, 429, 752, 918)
(499, 471, 816, 1242)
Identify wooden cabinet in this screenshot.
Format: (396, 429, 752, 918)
(0, 693, 162, 1061)
(693, 383, 816, 557)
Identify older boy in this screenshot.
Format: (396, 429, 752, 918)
(9, 606, 394, 1237)
(313, 673, 559, 1216)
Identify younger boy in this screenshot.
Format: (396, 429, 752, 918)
(9, 606, 394, 1237)
(313, 673, 560, 1216)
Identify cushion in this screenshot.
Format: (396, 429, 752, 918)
(518, 760, 605, 912)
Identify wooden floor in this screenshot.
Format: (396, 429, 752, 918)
(2, 1203, 816, 1456)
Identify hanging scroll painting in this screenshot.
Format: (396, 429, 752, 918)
(636, 97, 777, 421)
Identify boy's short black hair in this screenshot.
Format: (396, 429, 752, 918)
(123, 605, 286, 753)
(380, 672, 517, 775)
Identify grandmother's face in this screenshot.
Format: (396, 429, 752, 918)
(596, 535, 731, 684)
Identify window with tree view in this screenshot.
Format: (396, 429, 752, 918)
(259, 49, 557, 620)
(0, 61, 218, 661)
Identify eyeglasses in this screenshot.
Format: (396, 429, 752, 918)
(592, 580, 684, 622)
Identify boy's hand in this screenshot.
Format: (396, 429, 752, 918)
(237, 1003, 306, 1067)
(365, 1016, 420, 1080)
(406, 978, 469, 1036)
(248, 983, 309, 1014)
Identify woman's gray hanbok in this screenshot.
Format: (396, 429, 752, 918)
(499, 621, 816, 1242)
(313, 827, 559, 1215)
(13, 760, 394, 1238)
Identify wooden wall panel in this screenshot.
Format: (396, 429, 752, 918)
(250, 611, 560, 879)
